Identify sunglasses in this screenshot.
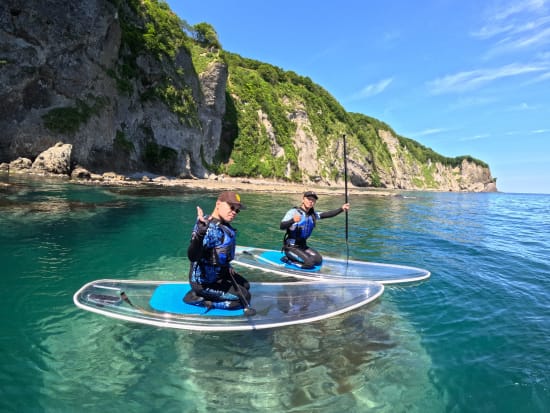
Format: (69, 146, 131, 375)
(228, 204, 240, 214)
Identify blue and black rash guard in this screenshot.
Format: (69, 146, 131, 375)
(186, 216, 250, 310)
(187, 216, 236, 284)
(280, 206, 344, 247)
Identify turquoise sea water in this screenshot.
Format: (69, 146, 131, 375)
(1, 175, 549, 413)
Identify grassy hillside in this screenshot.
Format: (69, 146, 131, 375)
(185, 26, 488, 184)
(116, 0, 490, 185)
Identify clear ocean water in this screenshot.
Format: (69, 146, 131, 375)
(1, 175, 549, 413)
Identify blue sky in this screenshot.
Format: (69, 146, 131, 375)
(167, 0, 550, 194)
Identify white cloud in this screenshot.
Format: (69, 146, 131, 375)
(409, 128, 449, 138)
(471, 2, 550, 57)
(427, 63, 546, 94)
(490, 25, 550, 55)
(523, 69, 550, 84)
(459, 133, 491, 141)
(492, 0, 547, 21)
(499, 101, 537, 111)
(449, 96, 498, 110)
(351, 78, 393, 100)
(473, 15, 550, 41)
(472, 23, 514, 39)
(504, 128, 549, 136)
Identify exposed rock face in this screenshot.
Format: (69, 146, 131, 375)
(0, 0, 225, 178)
(1, 1, 120, 161)
(288, 108, 320, 179)
(198, 62, 228, 165)
(70, 165, 92, 180)
(372, 130, 497, 192)
(31, 142, 72, 175)
(284, 111, 496, 191)
(9, 157, 32, 170)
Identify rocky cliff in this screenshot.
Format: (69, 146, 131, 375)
(1, 0, 221, 178)
(0, 0, 497, 192)
(374, 130, 497, 191)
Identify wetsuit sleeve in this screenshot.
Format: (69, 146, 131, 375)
(280, 219, 295, 230)
(319, 207, 344, 219)
(280, 208, 298, 230)
(187, 219, 208, 262)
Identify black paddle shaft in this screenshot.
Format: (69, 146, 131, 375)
(227, 270, 256, 316)
(342, 134, 350, 268)
(343, 134, 349, 241)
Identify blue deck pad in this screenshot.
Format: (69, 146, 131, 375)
(149, 284, 244, 317)
(259, 250, 322, 272)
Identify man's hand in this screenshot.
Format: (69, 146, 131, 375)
(195, 205, 211, 236)
(197, 206, 206, 222)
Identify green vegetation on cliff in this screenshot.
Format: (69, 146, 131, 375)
(184, 23, 489, 183)
(108, 0, 198, 126)
(42, 97, 109, 134)
(113, 0, 491, 186)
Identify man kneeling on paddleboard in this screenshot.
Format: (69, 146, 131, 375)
(280, 191, 350, 269)
(185, 191, 255, 315)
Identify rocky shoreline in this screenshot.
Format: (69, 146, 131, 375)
(0, 142, 394, 197)
(1, 166, 395, 197)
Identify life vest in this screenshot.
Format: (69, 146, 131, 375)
(202, 220, 236, 267)
(285, 207, 316, 246)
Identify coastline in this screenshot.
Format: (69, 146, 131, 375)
(1, 169, 396, 197)
(133, 175, 396, 197)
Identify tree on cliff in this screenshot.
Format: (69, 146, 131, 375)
(193, 22, 221, 50)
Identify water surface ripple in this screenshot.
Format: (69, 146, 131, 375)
(1, 178, 548, 412)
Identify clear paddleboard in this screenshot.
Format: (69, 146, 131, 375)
(73, 279, 384, 331)
(233, 246, 431, 284)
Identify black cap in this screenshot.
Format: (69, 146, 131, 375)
(303, 191, 318, 200)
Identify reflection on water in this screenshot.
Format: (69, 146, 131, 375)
(0, 180, 442, 412)
(3, 179, 549, 412)
(33, 296, 440, 412)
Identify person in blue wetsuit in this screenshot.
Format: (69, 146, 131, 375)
(184, 191, 252, 313)
(280, 191, 350, 269)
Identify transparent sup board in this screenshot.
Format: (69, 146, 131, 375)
(233, 246, 431, 284)
(73, 279, 384, 332)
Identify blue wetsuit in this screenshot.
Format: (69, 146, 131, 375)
(186, 216, 250, 310)
(280, 206, 344, 268)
